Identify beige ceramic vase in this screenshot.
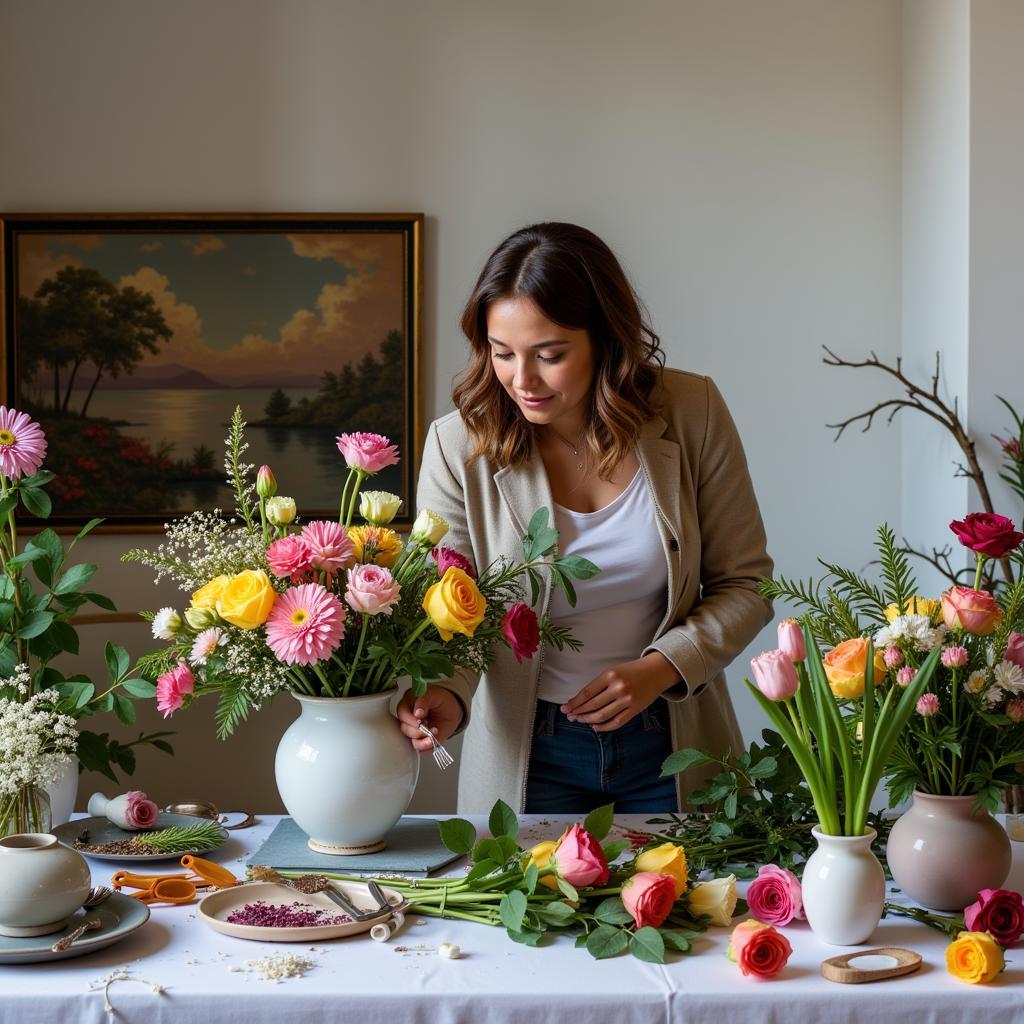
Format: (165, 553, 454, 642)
(887, 791, 1012, 911)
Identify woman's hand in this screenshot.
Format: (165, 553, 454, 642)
(397, 685, 463, 752)
(561, 652, 681, 732)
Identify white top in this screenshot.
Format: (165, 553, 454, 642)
(537, 468, 669, 706)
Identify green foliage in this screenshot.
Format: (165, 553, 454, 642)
(214, 675, 251, 740)
(134, 820, 225, 854)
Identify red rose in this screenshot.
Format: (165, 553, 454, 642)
(431, 546, 476, 580)
(964, 889, 1024, 946)
(949, 513, 1024, 559)
(622, 872, 677, 928)
(502, 603, 540, 664)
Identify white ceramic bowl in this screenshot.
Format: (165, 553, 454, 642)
(0, 833, 91, 937)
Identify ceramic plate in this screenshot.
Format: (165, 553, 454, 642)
(53, 814, 228, 862)
(0, 892, 150, 964)
(199, 880, 407, 942)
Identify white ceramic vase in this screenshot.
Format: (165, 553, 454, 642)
(0, 834, 91, 937)
(274, 692, 419, 855)
(44, 757, 79, 827)
(801, 826, 885, 946)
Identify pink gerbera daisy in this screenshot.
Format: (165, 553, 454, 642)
(265, 583, 346, 666)
(301, 520, 355, 573)
(0, 406, 47, 479)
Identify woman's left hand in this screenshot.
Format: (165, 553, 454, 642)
(561, 652, 681, 732)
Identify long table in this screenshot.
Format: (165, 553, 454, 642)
(3, 815, 1023, 1024)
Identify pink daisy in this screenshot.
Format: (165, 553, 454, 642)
(265, 583, 346, 666)
(189, 627, 225, 666)
(0, 406, 47, 479)
(301, 520, 355, 573)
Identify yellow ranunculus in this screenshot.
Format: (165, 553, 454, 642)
(216, 570, 277, 629)
(191, 575, 230, 610)
(348, 526, 403, 568)
(685, 874, 737, 926)
(422, 567, 487, 641)
(635, 842, 688, 897)
(527, 840, 559, 891)
(822, 638, 887, 699)
(884, 596, 941, 623)
(946, 930, 1004, 984)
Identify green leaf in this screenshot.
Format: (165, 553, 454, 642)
(121, 678, 157, 698)
(113, 694, 136, 725)
(438, 817, 477, 855)
(55, 680, 95, 711)
(583, 802, 614, 841)
(748, 755, 778, 779)
(553, 571, 577, 608)
(105, 642, 130, 683)
(46, 620, 79, 656)
(110, 743, 136, 776)
(600, 838, 631, 863)
(488, 799, 519, 840)
(68, 517, 104, 551)
(0, 601, 14, 629)
(19, 486, 51, 519)
(630, 927, 666, 963)
(661, 930, 693, 953)
(557, 878, 578, 901)
(0, 493, 17, 520)
(16, 610, 54, 638)
(214, 675, 251, 739)
(54, 562, 97, 595)
(151, 739, 175, 756)
(465, 859, 499, 881)
(523, 863, 539, 895)
(723, 791, 738, 820)
(506, 927, 544, 946)
(20, 469, 55, 489)
(594, 897, 633, 925)
(526, 507, 550, 538)
(555, 554, 601, 579)
(5, 547, 49, 570)
(534, 901, 576, 925)
(91, 692, 114, 714)
(499, 889, 527, 932)
(474, 836, 519, 864)
(586, 924, 629, 959)
(75, 730, 118, 782)
(82, 591, 117, 611)
(660, 748, 712, 777)
(531, 527, 560, 557)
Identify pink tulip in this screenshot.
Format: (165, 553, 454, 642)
(750, 650, 799, 701)
(777, 619, 805, 662)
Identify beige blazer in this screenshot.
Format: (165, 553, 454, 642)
(415, 368, 773, 813)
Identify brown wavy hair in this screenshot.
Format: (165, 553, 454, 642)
(453, 222, 665, 478)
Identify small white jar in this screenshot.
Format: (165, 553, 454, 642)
(0, 833, 91, 937)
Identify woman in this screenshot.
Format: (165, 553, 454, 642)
(397, 222, 772, 814)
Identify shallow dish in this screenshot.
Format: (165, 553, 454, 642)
(53, 814, 228, 862)
(0, 892, 150, 964)
(199, 880, 406, 942)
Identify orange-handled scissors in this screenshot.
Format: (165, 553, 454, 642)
(180, 856, 238, 888)
(112, 870, 188, 891)
(131, 877, 197, 905)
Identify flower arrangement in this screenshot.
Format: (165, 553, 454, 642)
(761, 519, 1024, 811)
(125, 410, 596, 736)
(0, 405, 171, 797)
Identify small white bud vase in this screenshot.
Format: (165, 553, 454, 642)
(0, 834, 91, 937)
(86, 791, 148, 830)
(800, 826, 885, 946)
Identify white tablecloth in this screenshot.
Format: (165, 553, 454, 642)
(3, 815, 1023, 1024)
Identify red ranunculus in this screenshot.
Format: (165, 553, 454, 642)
(949, 513, 1024, 559)
(964, 889, 1024, 946)
(502, 603, 540, 664)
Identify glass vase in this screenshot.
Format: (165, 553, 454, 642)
(0, 784, 53, 838)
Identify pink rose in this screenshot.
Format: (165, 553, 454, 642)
(749, 650, 799, 701)
(124, 790, 159, 829)
(345, 564, 401, 616)
(1005, 633, 1024, 671)
(502, 603, 540, 664)
(965, 889, 1024, 945)
(336, 432, 400, 474)
(746, 865, 804, 926)
(942, 586, 1002, 636)
(622, 872, 677, 929)
(552, 824, 609, 887)
(728, 919, 793, 978)
(267, 536, 315, 581)
(156, 660, 195, 718)
(301, 520, 355, 574)
(777, 619, 805, 662)
(432, 546, 476, 580)
(949, 513, 1024, 559)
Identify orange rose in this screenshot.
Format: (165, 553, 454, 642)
(941, 586, 1001, 636)
(822, 638, 886, 699)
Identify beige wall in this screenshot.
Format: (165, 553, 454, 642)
(1, 0, 905, 813)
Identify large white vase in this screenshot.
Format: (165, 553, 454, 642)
(801, 826, 885, 946)
(274, 692, 419, 855)
(44, 757, 79, 827)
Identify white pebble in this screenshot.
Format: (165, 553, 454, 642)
(438, 943, 463, 959)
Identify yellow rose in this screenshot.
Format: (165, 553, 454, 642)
(422, 567, 487, 641)
(348, 525, 403, 568)
(685, 874, 737, 926)
(216, 569, 277, 629)
(946, 930, 1004, 984)
(191, 575, 230, 610)
(527, 840, 559, 891)
(822, 638, 887, 699)
(884, 596, 941, 623)
(635, 842, 688, 897)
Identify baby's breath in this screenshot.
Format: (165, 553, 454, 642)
(0, 673, 78, 796)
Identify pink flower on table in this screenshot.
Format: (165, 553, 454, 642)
(896, 666, 917, 687)
(156, 660, 195, 718)
(1006, 633, 1024, 671)
(124, 791, 159, 829)
(0, 406, 47, 479)
(267, 536, 316, 581)
(431, 546, 476, 580)
(964, 889, 1024, 946)
(345, 564, 401, 616)
(916, 693, 940, 717)
(336, 432, 400, 474)
(750, 650, 799, 701)
(883, 646, 904, 669)
(942, 646, 969, 669)
(502, 603, 540, 664)
(265, 583, 346, 666)
(301, 520, 355, 574)
(942, 586, 1002, 636)
(777, 619, 805, 662)
(728, 920, 793, 978)
(552, 824, 609, 887)
(746, 865, 804, 926)
(622, 872, 677, 929)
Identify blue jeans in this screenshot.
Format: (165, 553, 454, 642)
(524, 699, 678, 814)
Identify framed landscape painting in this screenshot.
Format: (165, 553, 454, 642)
(0, 213, 422, 530)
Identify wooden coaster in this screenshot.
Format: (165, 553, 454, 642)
(821, 947, 922, 984)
